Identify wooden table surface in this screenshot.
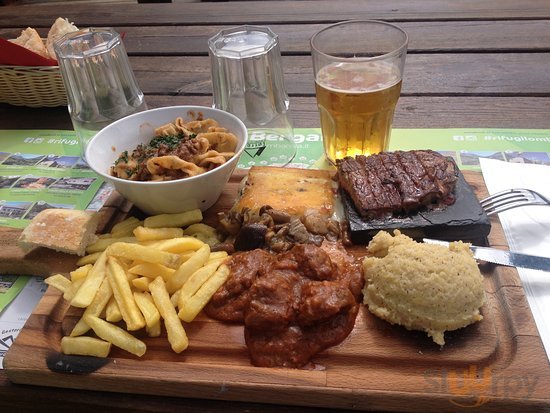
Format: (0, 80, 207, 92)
(1, 1, 550, 412)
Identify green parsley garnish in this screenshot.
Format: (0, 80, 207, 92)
(114, 150, 129, 165)
(148, 134, 185, 150)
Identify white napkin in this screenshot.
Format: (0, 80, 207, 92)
(480, 158, 550, 362)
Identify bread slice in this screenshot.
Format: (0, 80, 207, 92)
(46, 17, 78, 60)
(10, 27, 50, 59)
(19, 209, 99, 256)
(234, 166, 334, 218)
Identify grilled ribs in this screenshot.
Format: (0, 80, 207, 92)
(336, 150, 458, 219)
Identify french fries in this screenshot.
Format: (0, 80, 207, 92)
(149, 277, 188, 353)
(61, 336, 111, 358)
(143, 209, 202, 229)
(105, 296, 123, 323)
(133, 226, 183, 242)
(133, 291, 160, 329)
(105, 242, 181, 268)
(166, 244, 210, 293)
(182, 223, 219, 246)
(76, 251, 102, 266)
(44, 208, 231, 359)
(131, 276, 151, 292)
(128, 262, 175, 282)
(140, 236, 204, 253)
(110, 216, 143, 238)
(70, 264, 92, 281)
(85, 315, 146, 357)
(107, 256, 146, 331)
(177, 260, 222, 309)
(63, 277, 85, 302)
(147, 319, 162, 338)
(44, 274, 71, 294)
(70, 251, 108, 308)
(70, 276, 112, 337)
(179, 264, 230, 323)
(86, 236, 137, 254)
(107, 242, 182, 269)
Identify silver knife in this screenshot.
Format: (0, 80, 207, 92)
(423, 238, 550, 272)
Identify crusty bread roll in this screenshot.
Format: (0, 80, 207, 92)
(19, 209, 99, 256)
(46, 17, 78, 60)
(10, 27, 50, 59)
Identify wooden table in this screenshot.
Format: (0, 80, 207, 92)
(1, 1, 550, 412)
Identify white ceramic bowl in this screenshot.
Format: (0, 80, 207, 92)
(85, 105, 248, 215)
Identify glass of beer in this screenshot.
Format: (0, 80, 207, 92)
(310, 20, 408, 164)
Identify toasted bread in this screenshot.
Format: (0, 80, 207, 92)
(46, 17, 78, 60)
(19, 209, 99, 256)
(10, 27, 50, 59)
(234, 166, 334, 217)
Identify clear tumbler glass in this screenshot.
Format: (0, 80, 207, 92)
(209, 25, 296, 167)
(54, 28, 147, 159)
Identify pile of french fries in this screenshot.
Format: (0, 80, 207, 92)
(46, 209, 230, 358)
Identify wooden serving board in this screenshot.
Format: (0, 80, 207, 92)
(4, 171, 550, 412)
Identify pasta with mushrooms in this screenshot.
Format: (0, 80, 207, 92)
(110, 112, 238, 181)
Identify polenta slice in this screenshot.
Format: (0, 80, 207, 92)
(234, 166, 334, 217)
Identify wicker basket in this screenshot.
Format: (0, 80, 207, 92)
(0, 65, 67, 107)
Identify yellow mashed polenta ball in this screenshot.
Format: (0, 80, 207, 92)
(362, 230, 485, 346)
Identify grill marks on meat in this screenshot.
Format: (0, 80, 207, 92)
(337, 150, 458, 218)
(204, 243, 363, 368)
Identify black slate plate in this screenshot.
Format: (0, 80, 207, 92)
(342, 170, 491, 245)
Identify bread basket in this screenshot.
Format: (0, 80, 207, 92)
(0, 64, 67, 107)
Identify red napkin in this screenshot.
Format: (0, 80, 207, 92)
(0, 38, 58, 66)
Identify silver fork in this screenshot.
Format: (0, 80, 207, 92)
(480, 188, 550, 216)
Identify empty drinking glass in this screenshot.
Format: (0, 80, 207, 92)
(209, 25, 296, 167)
(54, 27, 147, 159)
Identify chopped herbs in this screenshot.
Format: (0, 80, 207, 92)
(114, 150, 129, 165)
(148, 133, 186, 150)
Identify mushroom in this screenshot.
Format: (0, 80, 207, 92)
(287, 217, 324, 246)
(301, 208, 328, 235)
(217, 210, 243, 236)
(234, 223, 269, 251)
(266, 209, 292, 224)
